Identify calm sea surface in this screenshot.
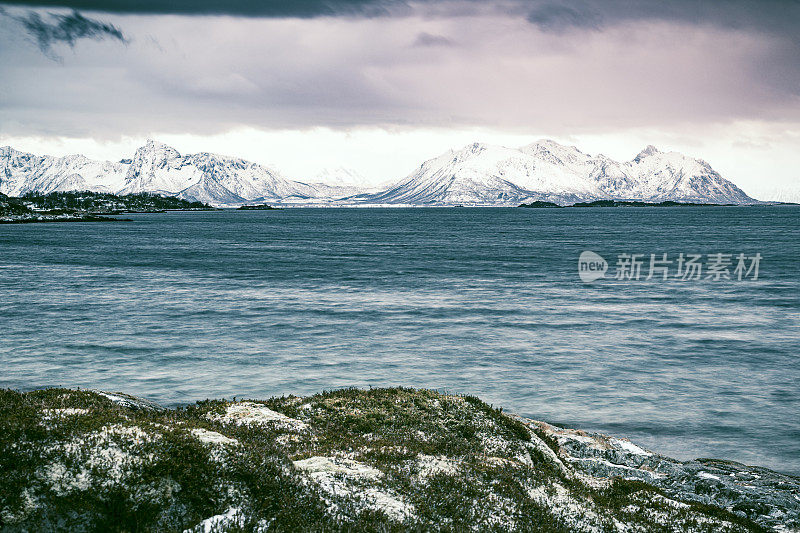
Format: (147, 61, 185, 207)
(1, 207, 798, 474)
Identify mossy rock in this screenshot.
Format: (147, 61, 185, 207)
(0, 388, 776, 532)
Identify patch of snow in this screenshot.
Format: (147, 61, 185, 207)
(0, 488, 36, 524)
(293, 456, 414, 522)
(697, 471, 721, 481)
(98, 424, 153, 443)
(38, 424, 157, 496)
(479, 433, 515, 456)
(95, 391, 139, 406)
(191, 428, 239, 447)
(416, 454, 460, 478)
(610, 438, 652, 457)
(649, 493, 690, 509)
(527, 483, 605, 533)
(293, 456, 382, 480)
(359, 487, 415, 522)
(42, 408, 90, 420)
(184, 507, 243, 533)
(93, 390, 163, 411)
(209, 402, 308, 431)
(558, 433, 601, 445)
(40, 462, 92, 495)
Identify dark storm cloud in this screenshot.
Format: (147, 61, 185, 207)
(518, 0, 800, 42)
(3, 1, 800, 61)
(525, 3, 602, 31)
(2, 8, 126, 58)
(0, 0, 403, 18)
(2, 0, 799, 36)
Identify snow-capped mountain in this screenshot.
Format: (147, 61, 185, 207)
(365, 142, 586, 205)
(0, 146, 128, 196)
(741, 184, 800, 204)
(311, 167, 376, 189)
(0, 139, 757, 206)
(362, 140, 756, 205)
(0, 141, 359, 205)
(306, 167, 382, 198)
(612, 145, 752, 203)
(119, 141, 332, 204)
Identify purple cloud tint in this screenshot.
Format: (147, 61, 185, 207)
(0, 1, 798, 139)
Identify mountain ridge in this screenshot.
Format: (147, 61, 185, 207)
(0, 140, 757, 206)
(360, 139, 755, 206)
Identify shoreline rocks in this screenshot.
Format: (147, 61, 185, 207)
(1, 387, 797, 532)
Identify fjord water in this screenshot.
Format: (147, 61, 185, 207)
(1, 207, 798, 474)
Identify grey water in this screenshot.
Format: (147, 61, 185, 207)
(1, 207, 798, 474)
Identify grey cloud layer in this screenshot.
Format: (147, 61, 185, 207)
(0, 1, 799, 140)
(3, 0, 799, 37)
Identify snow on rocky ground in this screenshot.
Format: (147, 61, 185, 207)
(293, 456, 415, 522)
(1, 387, 797, 532)
(207, 401, 309, 430)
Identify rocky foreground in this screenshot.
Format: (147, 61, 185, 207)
(0, 388, 797, 532)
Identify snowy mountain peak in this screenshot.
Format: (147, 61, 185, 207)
(634, 145, 661, 161)
(121, 141, 186, 194)
(133, 140, 181, 160)
(464, 142, 488, 155)
(520, 139, 590, 165)
(362, 139, 755, 206)
(144, 138, 173, 149)
(527, 139, 570, 150)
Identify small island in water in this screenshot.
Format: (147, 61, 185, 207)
(0, 191, 214, 223)
(237, 204, 281, 210)
(518, 201, 564, 208)
(1, 387, 796, 532)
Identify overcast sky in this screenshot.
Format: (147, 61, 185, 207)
(0, 0, 798, 197)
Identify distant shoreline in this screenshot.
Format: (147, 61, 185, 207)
(0, 191, 217, 224)
(2, 200, 795, 223)
(0, 214, 131, 224)
(520, 199, 750, 208)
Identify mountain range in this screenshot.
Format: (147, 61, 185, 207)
(0, 140, 756, 206)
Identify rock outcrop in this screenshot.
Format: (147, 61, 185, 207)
(1, 387, 796, 532)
